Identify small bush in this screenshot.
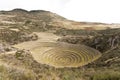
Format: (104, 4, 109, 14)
(15, 50, 24, 59)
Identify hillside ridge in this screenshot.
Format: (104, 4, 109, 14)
(0, 8, 120, 30)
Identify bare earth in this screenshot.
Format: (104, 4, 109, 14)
(14, 32, 61, 50)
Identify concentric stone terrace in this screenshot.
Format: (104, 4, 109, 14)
(32, 42, 101, 68)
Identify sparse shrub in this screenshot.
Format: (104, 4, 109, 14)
(55, 29, 98, 36)
(25, 20, 32, 25)
(0, 65, 37, 80)
(15, 50, 25, 59)
(15, 49, 32, 60)
(90, 71, 120, 80)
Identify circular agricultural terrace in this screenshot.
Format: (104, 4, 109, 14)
(32, 42, 102, 68)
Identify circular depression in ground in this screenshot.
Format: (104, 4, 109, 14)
(31, 42, 101, 68)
